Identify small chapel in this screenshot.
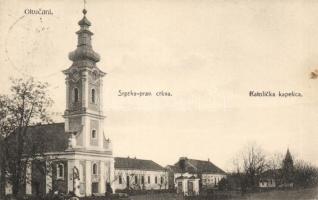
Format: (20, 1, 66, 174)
(11, 8, 115, 197)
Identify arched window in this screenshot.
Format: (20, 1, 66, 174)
(91, 89, 96, 103)
(161, 176, 163, 184)
(74, 88, 79, 102)
(57, 163, 64, 179)
(155, 176, 158, 184)
(92, 163, 98, 175)
(91, 129, 97, 139)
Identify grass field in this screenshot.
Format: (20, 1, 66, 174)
(129, 187, 318, 200)
(240, 187, 318, 200)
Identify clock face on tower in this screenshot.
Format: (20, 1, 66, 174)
(90, 70, 100, 84)
(69, 69, 81, 83)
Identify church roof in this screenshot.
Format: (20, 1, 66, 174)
(115, 157, 165, 171)
(171, 157, 226, 175)
(23, 122, 68, 153)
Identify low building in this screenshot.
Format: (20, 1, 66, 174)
(167, 157, 227, 191)
(259, 149, 295, 189)
(175, 175, 200, 196)
(114, 157, 168, 191)
(259, 169, 281, 188)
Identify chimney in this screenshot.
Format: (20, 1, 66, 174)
(179, 157, 188, 161)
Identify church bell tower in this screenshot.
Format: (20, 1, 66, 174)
(63, 8, 111, 151)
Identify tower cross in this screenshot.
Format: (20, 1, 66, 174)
(83, 0, 87, 10)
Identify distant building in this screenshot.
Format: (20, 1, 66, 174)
(259, 169, 281, 188)
(114, 157, 168, 191)
(258, 149, 294, 189)
(167, 157, 227, 192)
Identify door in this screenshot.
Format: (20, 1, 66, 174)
(126, 176, 130, 189)
(91, 182, 99, 194)
(177, 181, 183, 194)
(188, 181, 194, 196)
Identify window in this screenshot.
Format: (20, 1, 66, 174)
(91, 89, 96, 103)
(91, 129, 97, 139)
(92, 163, 98, 175)
(155, 176, 157, 184)
(119, 175, 122, 184)
(141, 176, 144, 185)
(135, 176, 138, 184)
(161, 177, 163, 184)
(148, 176, 150, 184)
(57, 163, 64, 179)
(74, 88, 79, 102)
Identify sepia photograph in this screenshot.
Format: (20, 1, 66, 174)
(0, 0, 317, 199)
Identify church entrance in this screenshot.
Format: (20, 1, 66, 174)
(91, 182, 99, 194)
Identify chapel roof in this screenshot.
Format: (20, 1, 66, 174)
(115, 157, 165, 171)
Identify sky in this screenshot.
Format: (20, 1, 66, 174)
(0, 0, 318, 171)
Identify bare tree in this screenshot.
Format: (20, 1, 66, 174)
(294, 160, 318, 187)
(0, 77, 53, 199)
(233, 142, 267, 190)
(267, 152, 284, 171)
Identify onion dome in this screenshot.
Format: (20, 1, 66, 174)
(68, 9, 100, 64)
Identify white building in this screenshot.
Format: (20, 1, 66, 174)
(167, 157, 227, 191)
(175, 173, 200, 196)
(114, 157, 168, 191)
(258, 169, 281, 188)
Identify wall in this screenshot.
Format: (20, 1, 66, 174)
(173, 172, 226, 189)
(259, 179, 276, 188)
(201, 173, 227, 188)
(114, 169, 168, 191)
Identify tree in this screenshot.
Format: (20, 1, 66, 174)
(233, 143, 267, 190)
(294, 160, 318, 187)
(0, 77, 53, 199)
(267, 152, 284, 171)
(282, 149, 294, 183)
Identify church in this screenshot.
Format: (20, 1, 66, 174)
(5, 8, 116, 197)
